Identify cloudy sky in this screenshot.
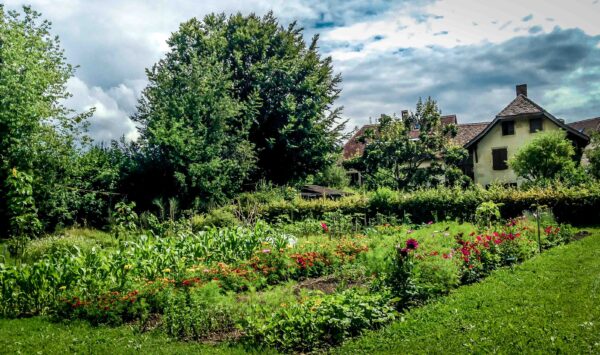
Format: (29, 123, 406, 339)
(5, 0, 600, 142)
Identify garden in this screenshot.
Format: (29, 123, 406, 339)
(0, 196, 578, 353)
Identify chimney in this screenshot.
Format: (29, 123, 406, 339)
(516, 84, 527, 97)
(401, 110, 409, 119)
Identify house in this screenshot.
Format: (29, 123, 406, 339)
(343, 84, 592, 187)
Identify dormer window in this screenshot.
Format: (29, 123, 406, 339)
(502, 120, 515, 136)
(530, 117, 543, 133)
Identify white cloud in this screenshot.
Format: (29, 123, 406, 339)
(65, 77, 140, 142)
(323, 0, 600, 61)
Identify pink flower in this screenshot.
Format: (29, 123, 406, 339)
(262, 249, 271, 254)
(321, 222, 329, 232)
(406, 238, 419, 250)
(427, 221, 434, 225)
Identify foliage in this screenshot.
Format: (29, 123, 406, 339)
(475, 201, 502, 228)
(191, 209, 239, 230)
(4, 168, 42, 238)
(337, 231, 600, 354)
(309, 163, 350, 189)
(132, 26, 255, 210)
(0, 6, 92, 235)
(245, 289, 396, 352)
(111, 202, 138, 238)
(585, 131, 600, 179)
(256, 183, 600, 225)
(386, 239, 419, 308)
(22, 229, 116, 262)
(133, 12, 346, 211)
(361, 98, 467, 190)
(509, 130, 578, 183)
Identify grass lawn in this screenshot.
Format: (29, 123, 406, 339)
(337, 230, 600, 354)
(1, 230, 599, 354)
(0, 317, 261, 354)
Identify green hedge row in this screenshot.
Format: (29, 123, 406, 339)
(253, 184, 600, 225)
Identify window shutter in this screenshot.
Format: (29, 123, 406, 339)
(492, 148, 508, 170)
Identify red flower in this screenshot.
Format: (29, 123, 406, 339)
(321, 222, 329, 232)
(406, 238, 419, 250)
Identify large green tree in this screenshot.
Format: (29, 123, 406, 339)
(361, 98, 468, 190)
(133, 40, 256, 209)
(134, 12, 345, 190)
(0, 6, 91, 236)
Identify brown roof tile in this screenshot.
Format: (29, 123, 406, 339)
(569, 117, 600, 134)
(497, 95, 542, 117)
(343, 124, 378, 159)
(453, 122, 490, 146)
(441, 114, 457, 125)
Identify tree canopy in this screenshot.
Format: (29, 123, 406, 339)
(133, 12, 345, 205)
(0, 6, 91, 235)
(361, 98, 468, 190)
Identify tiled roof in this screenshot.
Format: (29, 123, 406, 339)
(342, 115, 473, 159)
(441, 114, 457, 125)
(569, 117, 600, 134)
(453, 122, 490, 146)
(343, 124, 378, 159)
(497, 95, 542, 117)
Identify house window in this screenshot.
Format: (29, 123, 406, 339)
(530, 117, 543, 133)
(492, 148, 508, 170)
(502, 120, 515, 136)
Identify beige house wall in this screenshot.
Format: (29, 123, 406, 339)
(473, 117, 561, 186)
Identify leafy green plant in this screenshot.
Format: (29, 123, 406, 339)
(475, 201, 503, 228)
(387, 238, 419, 308)
(244, 289, 396, 352)
(111, 201, 138, 238)
(4, 168, 42, 239)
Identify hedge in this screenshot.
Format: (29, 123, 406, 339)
(252, 184, 600, 226)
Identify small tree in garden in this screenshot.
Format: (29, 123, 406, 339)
(475, 201, 502, 229)
(361, 98, 467, 190)
(509, 130, 579, 183)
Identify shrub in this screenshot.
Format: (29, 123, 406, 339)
(191, 208, 239, 230)
(22, 229, 116, 262)
(255, 184, 600, 226)
(244, 289, 396, 352)
(162, 283, 240, 340)
(475, 201, 503, 228)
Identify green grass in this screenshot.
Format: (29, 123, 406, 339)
(0, 317, 263, 354)
(337, 231, 600, 354)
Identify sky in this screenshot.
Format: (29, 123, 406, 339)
(4, 0, 600, 142)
